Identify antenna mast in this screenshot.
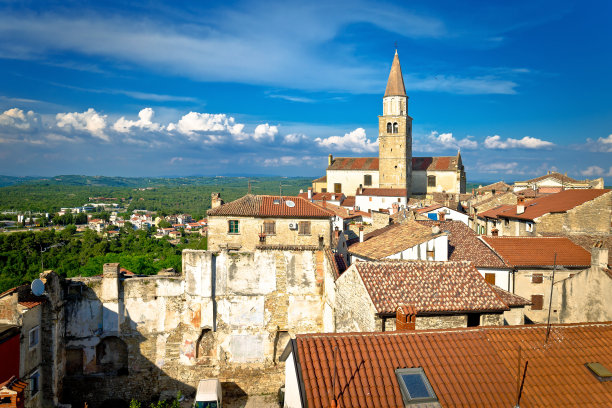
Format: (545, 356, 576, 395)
(545, 253, 557, 343)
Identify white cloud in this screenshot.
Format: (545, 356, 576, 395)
(0, 108, 40, 131)
(581, 165, 604, 177)
(427, 131, 478, 150)
(314, 128, 378, 153)
(405, 74, 518, 95)
(484, 135, 554, 149)
(56, 108, 108, 141)
(252, 123, 278, 143)
(167, 112, 246, 143)
(113, 108, 163, 133)
(283, 133, 309, 144)
(584, 134, 612, 152)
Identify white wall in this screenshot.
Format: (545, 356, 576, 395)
(355, 195, 406, 213)
(477, 268, 513, 292)
(283, 351, 302, 408)
(327, 170, 379, 196)
(422, 207, 469, 225)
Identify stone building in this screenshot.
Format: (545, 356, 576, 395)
(206, 195, 333, 252)
(513, 171, 604, 192)
(476, 189, 611, 237)
(313, 51, 466, 200)
(334, 260, 522, 332)
(481, 236, 592, 323)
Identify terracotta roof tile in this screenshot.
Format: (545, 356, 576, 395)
(489, 285, 531, 307)
(517, 172, 584, 185)
(327, 156, 460, 172)
(312, 175, 327, 183)
(475, 181, 512, 194)
(207, 194, 333, 218)
(352, 260, 508, 314)
(493, 189, 610, 221)
(341, 196, 355, 208)
(539, 233, 612, 266)
(415, 203, 444, 214)
(481, 236, 591, 267)
(417, 220, 507, 268)
(478, 204, 516, 219)
(293, 322, 612, 408)
(312, 202, 368, 219)
(348, 222, 440, 260)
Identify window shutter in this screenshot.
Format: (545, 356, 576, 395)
(532, 273, 543, 283)
(531, 294, 544, 310)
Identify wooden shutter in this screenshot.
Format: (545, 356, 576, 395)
(532, 273, 543, 283)
(531, 294, 544, 310)
(485, 273, 496, 285)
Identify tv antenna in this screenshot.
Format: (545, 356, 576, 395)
(247, 179, 259, 194)
(40, 242, 64, 272)
(545, 253, 557, 343)
(279, 182, 291, 199)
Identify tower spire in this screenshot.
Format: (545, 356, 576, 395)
(384, 51, 406, 97)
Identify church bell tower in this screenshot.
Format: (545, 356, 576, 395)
(378, 50, 412, 198)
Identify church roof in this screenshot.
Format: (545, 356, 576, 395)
(384, 50, 406, 97)
(327, 156, 460, 172)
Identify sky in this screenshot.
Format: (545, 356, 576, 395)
(0, 0, 611, 183)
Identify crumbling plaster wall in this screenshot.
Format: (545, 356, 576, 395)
(335, 266, 378, 333)
(62, 248, 329, 407)
(553, 265, 612, 323)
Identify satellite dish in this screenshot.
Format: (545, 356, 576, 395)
(285, 200, 295, 208)
(31, 279, 45, 296)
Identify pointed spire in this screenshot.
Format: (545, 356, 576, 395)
(384, 50, 406, 97)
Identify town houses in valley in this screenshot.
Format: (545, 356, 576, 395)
(1, 51, 611, 408)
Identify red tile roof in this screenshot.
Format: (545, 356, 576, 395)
(478, 204, 516, 219)
(415, 203, 444, 214)
(490, 285, 531, 307)
(475, 181, 512, 194)
(341, 196, 355, 208)
(292, 322, 612, 408)
(312, 175, 327, 183)
(417, 220, 507, 268)
(517, 172, 584, 185)
(327, 156, 460, 172)
(207, 195, 333, 219)
(312, 202, 368, 219)
(481, 236, 592, 267)
(492, 189, 610, 221)
(351, 260, 508, 314)
(357, 188, 407, 197)
(297, 192, 344, 202)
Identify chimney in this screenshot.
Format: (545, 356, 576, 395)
(438, 211, 446, 221)
(491, 228, 499, 236)
(591, 242, 609, 269)
(432, 223, 440, 235)
(103, 263, 120, 278)
(211, 192, 223, 208)
(328, 154, 333, 166)
(517, 196, 525, 215)
(358, 184, 363, 195)
(391, 202, 399, 215)
(307, 187, 313, 200)
(359, 225, 364, 243)
(396, 305, 416, 331)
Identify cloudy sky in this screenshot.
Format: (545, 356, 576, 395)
(0, 0, 611, 183)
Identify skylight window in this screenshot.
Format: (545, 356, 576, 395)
(586, 362, 612, 382)
(395, 367, 438, 405)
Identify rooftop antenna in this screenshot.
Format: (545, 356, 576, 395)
(247, 179, 259, 194)
(332, 345, 339, 408)
(279, 182, 291, 200)
(545, 253, 557, 343)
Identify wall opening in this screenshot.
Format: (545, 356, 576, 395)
(467, 313, 481, 327)
(66, 348, 84, 376)
(96, 336, 128, 375)
(196, 328, 216, 364)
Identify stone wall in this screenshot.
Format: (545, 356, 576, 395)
(334, 266, 378, 333)
(536, 191, 611, 235)
(207, 216, 331, 252)
(60, 248, 331, 407)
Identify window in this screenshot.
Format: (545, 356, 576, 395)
(427, 175, 436, 187)
(526, 222, 534, 232)
(29, 326, 39, 349)
(228, 220, 239, 234)
(30, 371, 40, 396)
(334, 183, 342, 193)
(364, 174, 372, 186)
(485, 273, 496, 285)
(504, 219, 509, 227)
(393, 122, 398, 133)
(467, 313, 481, 327)
(426, 249, 434, 261)
(387, 122, 392, 133)
(395, 368, 438, 405)
(531, 294, 544, 310)
(263, 220, 276, 235)
(298, 221, 311, 235)
(321, 188, 327, 193)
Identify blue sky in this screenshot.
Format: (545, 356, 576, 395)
(0, 0, 611, 183)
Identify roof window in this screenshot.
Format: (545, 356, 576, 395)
(395, 367, 438, 405)
(586, 362, 612, 382)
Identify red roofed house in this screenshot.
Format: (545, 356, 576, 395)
(481, 189, 611, 237)
(513, 171, 604, 192)
(281, 322, 612, 408)
(206, 195, 334, 251)
(481, 236, 596, 323)
(311, 51, 466, 203)
(334, 260, 527, 333)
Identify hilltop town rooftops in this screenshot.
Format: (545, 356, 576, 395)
(415, 203, 444, 214)
(481, 189, 610, 221)
(206, 194, 333, 218)
(327, 156, 462, 172)
(516, 171, 587, 185)
(348, 222, 442, 260)
(417, 220, 507, 268)
(351, 260, 508, 314)
(288, 322, 612, 408)
(481, 236, 592, 267)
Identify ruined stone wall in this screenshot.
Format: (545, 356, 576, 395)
(536, 191, 611, 235)
(503, 308, 525, 325)
(61, 249, 328, 407)
(481, 313, 504, 326)
(416, 315, 467, 330)
(335, 266, 378, 333)
(207, 216, 331, 251)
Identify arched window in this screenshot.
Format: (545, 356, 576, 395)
(387, 122, 392, 133)
(393, 122, 399, 133)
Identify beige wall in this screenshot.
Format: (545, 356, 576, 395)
(536, 191, 611, 235)
(207, 216, 332, 251)
(412, 170, 462, 195)
(326, 169, 379, 196)
(378, 114, 412, 193)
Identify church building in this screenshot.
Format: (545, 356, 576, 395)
(313, 51, 466, 200)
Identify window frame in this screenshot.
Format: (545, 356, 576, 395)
(30, 370, 40, 397)
(395, 367, 438, 405)
(29, 326, 40, 350)
(298, 221, 311, 236)
(427, 175, 436, 187)
(387, 122, 392, 133)
(526, 221, 534, 232)
(263, 220, 276, 235)
(531, 294, 544, 310)
(334, 183, 342, 194)
(484, 273, 496, 285)
(364, 174, 372, 186)
(228, 219, 240, 234)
